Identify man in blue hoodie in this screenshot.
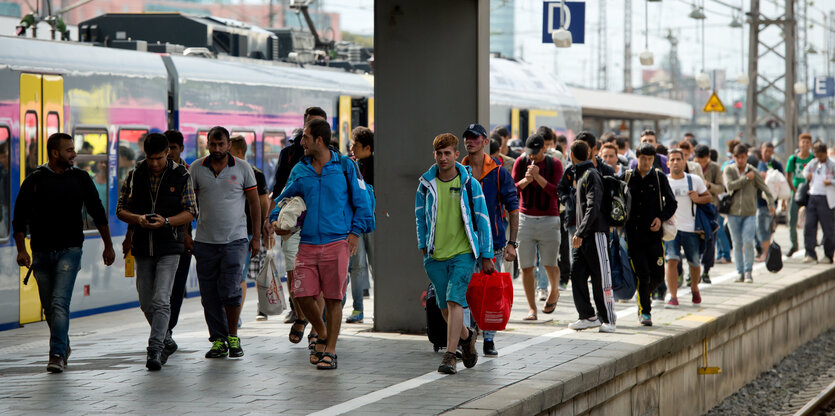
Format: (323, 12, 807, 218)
(270, 119, 374, 370)
(416, 133, 493, 374)
(460, 123, 518, 358)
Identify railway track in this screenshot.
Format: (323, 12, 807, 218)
(782, 370, 835, 416)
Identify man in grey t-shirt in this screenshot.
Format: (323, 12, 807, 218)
(190, 126, 261, 359)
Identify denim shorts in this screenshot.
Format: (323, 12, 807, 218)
(664, 230, 701, 264)
(756, 205, 773, 242)
(423, 253, 476, 309)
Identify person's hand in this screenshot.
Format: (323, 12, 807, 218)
(650, 217, 662, 232)
(572, 235, 582, 248)
(503, 245, 517, 262)
(272, 221, 292, 236)
(250, 237, 261, 257)
(825, 179, 832, 186)
(102, 245, 115, 266)
(184, 234, 194, 255)
(139, 214, 165, 229)
(481, 257, 496, 274)
(16, 251, 31, 268)
(746, 171, 755, 181)
(688, 190, 700, 202)
(347, 233, 359, 256)
(769, 206, 776, 216)
(527, 164, 540, 179)
(263, 221, 274, 238)
(264, 232, 276, 251)
(807, 173, 813, 182)
(122, 238, 131, 257)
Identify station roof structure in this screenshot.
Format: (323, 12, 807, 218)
(569, 87, 693, 120)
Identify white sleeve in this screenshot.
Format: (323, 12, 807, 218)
(695, 176, 708, 193)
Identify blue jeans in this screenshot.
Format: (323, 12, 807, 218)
(31, 247, 83, 357)
(726, 215, 756, 275)
(345, 232, 373, 313)
(715, 215, 732, 261)
(534, 250, 548, 290)
(194, 239, 248, 341)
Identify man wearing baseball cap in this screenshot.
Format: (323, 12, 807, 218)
(460, 124, 519, 357)
(511, 133, 564, 321)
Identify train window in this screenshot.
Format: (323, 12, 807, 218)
(196, 130, 209, 160)
(46, 112, 60, 138)
(0, 126, 10, 240)
(74, 128, 109, 232)
(117, 128, 147, 190)
(23, 111, 38, 178)
(230, 130, 256, 166)
(263, 130, 286, 192)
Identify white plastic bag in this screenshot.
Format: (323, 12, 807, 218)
(256, 255, 286, 316)
(765, 169, 792, 201)
(662, 215, 678, 241)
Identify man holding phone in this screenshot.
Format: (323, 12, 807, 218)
(117, 133, 197, 370)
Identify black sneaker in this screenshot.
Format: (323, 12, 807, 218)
(227, 335, 244, 358)
(458, 328, 478, 368)
(163, 337, 178, 356)
(786, 247, 798, 257)
(483, 340, 498, 357)
(205, 339, 228, 358)
(701, 273, 712, 284)
(146, 348, 162, 371)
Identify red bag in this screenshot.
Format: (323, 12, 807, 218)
(466, 272, 513, 331)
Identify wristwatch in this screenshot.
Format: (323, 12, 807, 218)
(164, 217, 170, 227)
(507, 240, 519, 248)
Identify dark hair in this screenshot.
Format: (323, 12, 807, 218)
(640, 129, 656, 138)
(490, 132, 503, 142)
(492, 126, 510, 138)
(164, 129, 184, 147)
(656, 144, 668, 156)
(678, 140, 692, 151)
(636, 143, 656, 157)
(306, 118, 332, 146)
(668, 148, 684, 159)
(813, 141, 828, 154)
(570, 140, 590, 161)
(207, 126, 230, 142)
(537, 126, 556, 143)
(46, 132, 73, 153)
(694, 144, 710, 159)
(352, 127, 374, 152)
(556, 134, 567, 144)
(733, 144, 748, 157)
(726, 139, 740, 154)
(119, 145, 136, 161)
(143, 133, 169, 155)
(761, 142, 774, 149)
(304, 106, 327, 122)
(489, 138, 501, 155)
(600, 131, 616, 143)
(575, 131, 597, 150)
(615, 136, 628, 150)
(709, 149, 718, 161)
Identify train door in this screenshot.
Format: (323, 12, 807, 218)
(18, 73, 63, 325)
(337, 95, 371, 155)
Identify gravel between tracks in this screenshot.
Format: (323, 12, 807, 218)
(706, 326, 835, 416)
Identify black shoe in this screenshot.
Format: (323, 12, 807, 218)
(47, 354, 64, 373)
(146, 348, 162, 371)
(205, 339, 229, 358)
(458, 328, 478, 368)
(227, 336, 244, 358)
(160, 349, 169, 365)
(363, 289, 370, 298)
(163, 337, 178, 356)
(701, 273, 712, 284)
(787, 247, 798, 257)
(483, 340, 498, 357)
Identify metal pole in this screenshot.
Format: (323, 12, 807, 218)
(624, 0, 632, 92)
(785, 0, 798, 156)
(745, 0, 759, 144)
(711, 69, 719, 150)
(803, 0, 811, 131)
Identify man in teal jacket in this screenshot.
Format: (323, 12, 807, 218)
(270, 119, 374, 370)
(416, 133, 493, 375)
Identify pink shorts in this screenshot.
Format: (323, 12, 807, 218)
(292, 240, 350, 300)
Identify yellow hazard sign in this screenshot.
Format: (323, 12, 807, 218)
(703, 91, 726, 112)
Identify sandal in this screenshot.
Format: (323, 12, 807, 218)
(523, 313, 537, 321)
(316, 352, 338, 370)
(288, 319, 308, 344)
(542, 301, 557, 314)
(307, 332, 319, 350)
(310, 338, 327, 365)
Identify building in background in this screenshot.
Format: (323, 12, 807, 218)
(490, 0, 514, 58)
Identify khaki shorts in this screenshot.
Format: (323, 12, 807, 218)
(281, 232, 301, 272)
(517, 214, 561, 269)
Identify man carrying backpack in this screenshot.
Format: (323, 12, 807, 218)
(625, 144, 677, 326)
(270, 119, 375, 370)
(566, 141, 616, 333)
(461, 123, 519, 357)
(663, 149, 712, 309)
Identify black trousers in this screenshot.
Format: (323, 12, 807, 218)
(627, 235, 665, 316)
(701, 232, 716, 274)
(167, 250, 192, 335)
(558, 218, 570, 285)
(570, 232, 615, 324)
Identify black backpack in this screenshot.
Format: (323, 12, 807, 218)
(603, 172, 632, 227)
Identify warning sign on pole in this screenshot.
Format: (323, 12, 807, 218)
(703, 91, 726, 112)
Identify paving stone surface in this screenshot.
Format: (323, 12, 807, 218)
(0, 228, 828, 415)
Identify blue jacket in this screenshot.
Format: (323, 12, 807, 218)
(415, 163, 493, 260)
(462, 154, 519, 251)
(270, 150, 374, 245)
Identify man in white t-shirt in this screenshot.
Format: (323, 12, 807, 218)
(664, 149, 713, 308)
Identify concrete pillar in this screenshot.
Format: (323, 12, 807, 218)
(373, 0, 490, 331)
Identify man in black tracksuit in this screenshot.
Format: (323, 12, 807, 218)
(624, 143, 677, 326)
(566, 141, 616, 333)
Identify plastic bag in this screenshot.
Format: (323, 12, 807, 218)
(765, 169, 791, 200)
(465, 272, 513, 331)
(256, 255, 286, 315)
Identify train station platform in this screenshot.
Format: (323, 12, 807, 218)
(1, 227, 834, 415)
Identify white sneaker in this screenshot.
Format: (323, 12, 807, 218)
(536, 288, 548, 301)
(802, 256, 817, 264)
(599, 323, 616, 333)
(568, 318, 602, 330)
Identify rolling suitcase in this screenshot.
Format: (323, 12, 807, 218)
(424, 284, 447, 352)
